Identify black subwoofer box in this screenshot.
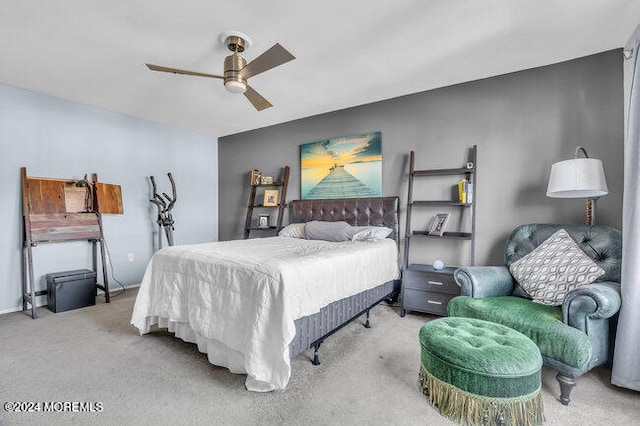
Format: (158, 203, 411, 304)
(46, 269, 97, 313)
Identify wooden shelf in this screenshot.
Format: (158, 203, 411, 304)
(251, 181, 285, 187)
(251, 203, 288, 208)
(411, 201, 472, 207)
(403, 146, 477, 269)
(411, 230, 473, 240)
(243, 166, 289, 239)
(413, 167, 473, 176)
(401, 147, 477, 318)
(20, 167, 115, 318)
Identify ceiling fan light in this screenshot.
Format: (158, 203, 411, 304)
(224, 80, 246, 94)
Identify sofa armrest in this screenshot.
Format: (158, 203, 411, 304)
(563, 281, 622, 328)
(453, 266, 516, 298)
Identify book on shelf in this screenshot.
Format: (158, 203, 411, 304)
(457, 179, 473, 204)
(458, 179, 467, 203)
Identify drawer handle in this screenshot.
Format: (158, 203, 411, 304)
(428, 281, 443, 286)
(427, 300, 442, 305)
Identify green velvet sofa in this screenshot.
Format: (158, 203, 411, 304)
(448, 223, 622, 405)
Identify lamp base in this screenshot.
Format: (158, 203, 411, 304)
(586, 197, 597, 226)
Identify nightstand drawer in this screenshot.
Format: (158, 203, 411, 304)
(403, 268, 459, 295)
(402, 290, 455, 316)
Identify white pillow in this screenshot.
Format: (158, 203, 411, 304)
(350, 226, 393, 241)
(509, 228, 605, 306)
(278, 223, 306, 239)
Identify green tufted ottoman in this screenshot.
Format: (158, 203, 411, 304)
(419, 317, 544, 426)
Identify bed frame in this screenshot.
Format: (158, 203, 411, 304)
(288, 196, 401, 365)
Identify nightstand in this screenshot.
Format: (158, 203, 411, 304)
(400, 264, 460, 317)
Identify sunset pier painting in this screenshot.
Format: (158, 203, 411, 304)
(301, 132, 382, 199)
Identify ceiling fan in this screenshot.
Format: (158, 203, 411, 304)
(146, 32, 295, 111)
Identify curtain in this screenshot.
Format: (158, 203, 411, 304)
(612, 37, 640, 391)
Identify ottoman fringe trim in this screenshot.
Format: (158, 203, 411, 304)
(419, 365, 544, 426)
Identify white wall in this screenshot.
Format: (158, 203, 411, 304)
(0, 83, 218, 314)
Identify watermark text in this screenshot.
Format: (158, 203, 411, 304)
(4, 401, 103, 413)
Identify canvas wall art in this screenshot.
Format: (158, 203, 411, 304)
(301, 131, 382, 199)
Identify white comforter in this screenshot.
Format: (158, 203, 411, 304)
(130, 236, 399, 391)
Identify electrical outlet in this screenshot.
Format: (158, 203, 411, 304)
(127, 253, 134, 262)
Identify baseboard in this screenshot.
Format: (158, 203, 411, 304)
(1, 283, 141, 315)
(96, 282, 140, 296)
(0, 301, 48, 315)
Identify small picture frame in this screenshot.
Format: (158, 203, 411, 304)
(263, 189, 279, 207)
(260, 176, 274, 185)
(258, 214, 270, 228)
(428, 213, 450, 236)
(250, 169, 262, 186)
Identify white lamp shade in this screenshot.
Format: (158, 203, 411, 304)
(546, 158, 608, 198)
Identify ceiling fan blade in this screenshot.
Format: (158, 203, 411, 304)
(239, 43, 295, 79)
(146, 63, 224, 79)
(244, 84, 273, 111)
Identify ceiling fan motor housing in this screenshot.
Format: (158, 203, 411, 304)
(225, 35, 246, 52)
(223, 53, 247, 93)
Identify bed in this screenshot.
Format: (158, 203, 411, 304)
(131, 196, 401, 392)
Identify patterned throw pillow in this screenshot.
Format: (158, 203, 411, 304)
(509, 228, 605, 306)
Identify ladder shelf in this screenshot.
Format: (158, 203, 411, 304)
(400, 146, 477, 317)
(243, 166, 290, 239)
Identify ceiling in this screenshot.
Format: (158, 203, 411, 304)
(1, 1, 639, 138)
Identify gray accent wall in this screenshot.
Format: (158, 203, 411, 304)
(1, 83, 218, 313)
(219, 49, 624, 267)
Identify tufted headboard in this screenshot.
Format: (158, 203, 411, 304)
(505, 224, 622, 283)
(290, 197, 400, 244)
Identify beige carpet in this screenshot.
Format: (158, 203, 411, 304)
(0, 288, 637, 425)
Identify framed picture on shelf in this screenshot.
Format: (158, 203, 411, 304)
(250, 169, 262, 186)
(428, 213, 450, 236)
(263, 189, 279, 206)
(258, 214, 270, 228)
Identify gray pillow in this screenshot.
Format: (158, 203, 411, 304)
(304, 221, 353, 242)
(509, 228, 605, 306)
